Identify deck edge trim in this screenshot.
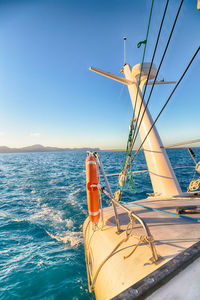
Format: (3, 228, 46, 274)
(112, 240, 200, 300)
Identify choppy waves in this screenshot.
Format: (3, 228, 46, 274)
(0, 152, 89, 299)
(0, 149, 198, 299)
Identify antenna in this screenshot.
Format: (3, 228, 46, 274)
(123, 37, 127, 65)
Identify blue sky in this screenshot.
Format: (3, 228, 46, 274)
(0, 0, 199, 149)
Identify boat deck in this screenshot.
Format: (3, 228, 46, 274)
(84, 195, 200, 299)
(106, 196, 200, 253)
(109, 196, 200, 299)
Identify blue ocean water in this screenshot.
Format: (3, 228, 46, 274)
(0, 149, 199, 299)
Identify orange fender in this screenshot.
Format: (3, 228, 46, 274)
(85, 155, 100, 223)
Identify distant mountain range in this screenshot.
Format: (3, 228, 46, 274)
(0, 144, 100, 154)
(0, 145, 195, 154)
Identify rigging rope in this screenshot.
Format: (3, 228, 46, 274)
(121, 0, 185, 192)
(127, 46, 200, 169)
(120, 0, 170, 192)
(131, 0, 154, 142)
(121, 0, 154, 183)
(130, 0, 170, 152)
(130, 0, 184, 153)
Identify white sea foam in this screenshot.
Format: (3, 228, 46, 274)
(0, 212, 25, 223)
(65, 218, 74, 229)
(67, 188, 82, 202)
(45, 230, 82, 247)
(11, 218, 25, 223)
(36, 197, 42, 205)
(29, 203, 64, 225)
(37, 259, 44, 267)
(48, 179, 58, 184)
(59, 186, 66, 190)
(54, 186, 66, 191)
(66, 188, 85, 214)
(2, 213, 9, 218)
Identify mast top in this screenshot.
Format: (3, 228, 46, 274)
(132, 63, 157, 81)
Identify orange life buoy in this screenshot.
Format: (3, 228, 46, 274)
(85, 155, 100, 223)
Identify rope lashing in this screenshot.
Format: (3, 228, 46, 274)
(124, 236, 146, 259)
(188, 178, 200, 192)
(127, 166, 137, 192)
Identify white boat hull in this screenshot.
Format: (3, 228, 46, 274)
(83, 196, 200, 299)
(147, 257, 200, 300)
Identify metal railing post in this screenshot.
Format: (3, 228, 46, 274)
(94, 153, 121, 233)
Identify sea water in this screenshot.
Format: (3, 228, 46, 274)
(0, 149, 199, 299)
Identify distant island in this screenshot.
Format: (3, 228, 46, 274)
(0, 145, 198, 154)
(0, 144, 100, 154)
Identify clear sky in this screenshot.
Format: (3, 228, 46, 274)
(0, 0, 199, 149)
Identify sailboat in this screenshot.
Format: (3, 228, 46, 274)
(83, 2, 200, 299)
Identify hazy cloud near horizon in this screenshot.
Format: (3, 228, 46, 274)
(30, 133, 41, 137)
